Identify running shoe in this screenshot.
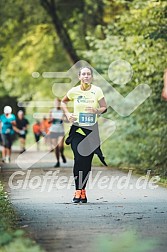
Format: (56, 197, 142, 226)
(61, 154, 66, 163)
(5, 156, 10, 164)
(72, 190, 81, 203)
(20, 148, 26, 154)
(54, 161, 60, 168)
(80, 189, 87, 203)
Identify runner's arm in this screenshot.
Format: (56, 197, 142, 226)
(12, 121, 20, 133)
(97, 97, 107, 115)
(161, 70, 167, 100)
(85, 97, 107, 115)
(61, 95, 76, 122)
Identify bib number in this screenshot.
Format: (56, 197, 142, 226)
(79, 113, 95, 125)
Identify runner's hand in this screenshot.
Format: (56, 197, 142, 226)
(162, 88, 167, 101)
(66, 113, 77, 123)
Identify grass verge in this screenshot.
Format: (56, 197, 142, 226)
(0, 181, 45, 252)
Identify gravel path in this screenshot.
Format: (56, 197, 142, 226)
(1, 151, 167, 252)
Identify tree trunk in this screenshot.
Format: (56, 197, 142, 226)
(40, 0, 80, 64)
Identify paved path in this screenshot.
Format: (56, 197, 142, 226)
(1, 151, 167, 252)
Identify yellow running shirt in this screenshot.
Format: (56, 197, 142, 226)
(67, 84, 104, 126)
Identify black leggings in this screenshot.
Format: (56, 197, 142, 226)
(71, 133, 94, 190)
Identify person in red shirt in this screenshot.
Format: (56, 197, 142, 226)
(40, 117, 51, 150)
(32, 120, 41, 151)
(40, 117, 50, 136)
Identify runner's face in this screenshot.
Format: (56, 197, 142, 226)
(79, 68, 93, 84)
(18, 112, 24, 119)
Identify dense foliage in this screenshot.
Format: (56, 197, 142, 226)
(83, 0, 167, 176)
(0, 0, 167, 176)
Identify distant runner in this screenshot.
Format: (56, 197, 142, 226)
(49, 98, 66, 168)
(32, 120, 42, 151)
(16, 110, 29, 153)
(0, 106, 17, 163)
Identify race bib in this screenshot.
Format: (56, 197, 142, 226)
(79, 113, 96, 125)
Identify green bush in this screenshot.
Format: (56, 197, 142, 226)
(0, 182, 45, 252)
(94, 231, 157, 252)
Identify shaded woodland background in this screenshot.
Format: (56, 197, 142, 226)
(0, 0, 167, 176)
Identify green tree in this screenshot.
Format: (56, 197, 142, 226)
(84, 0, 167, 176)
